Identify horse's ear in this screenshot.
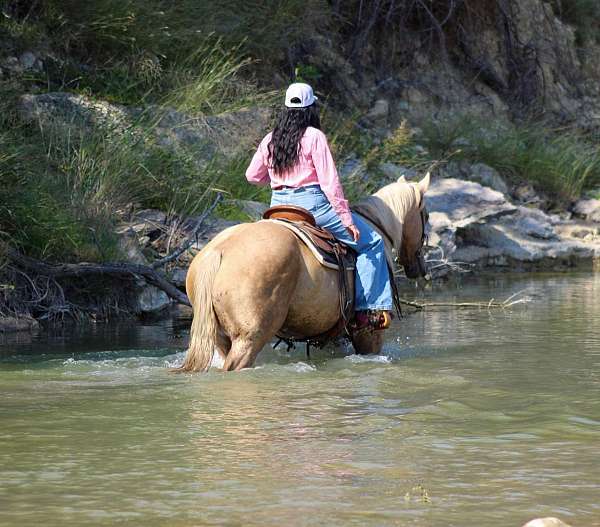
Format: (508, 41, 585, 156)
(417, 172, 431, 195)
(397, 175, 406, 183)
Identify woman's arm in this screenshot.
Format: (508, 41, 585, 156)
(311, 130, 354, 228)
(245, 136, 271, 186)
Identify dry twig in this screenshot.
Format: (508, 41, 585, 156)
(399, 289, 532, 310)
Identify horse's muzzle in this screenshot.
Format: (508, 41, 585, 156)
(404, 252, 428, 279)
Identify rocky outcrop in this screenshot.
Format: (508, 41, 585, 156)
(18, 92, 271, 167)
(426, 178, 600, 274)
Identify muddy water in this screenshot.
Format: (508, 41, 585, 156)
(1, 274, 599, 526)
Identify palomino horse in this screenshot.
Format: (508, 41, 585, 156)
(178, 173, 430, 372)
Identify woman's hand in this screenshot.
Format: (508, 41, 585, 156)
(347, 224, 361, 242)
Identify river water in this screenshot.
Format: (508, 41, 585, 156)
(1, 273, 599, 527)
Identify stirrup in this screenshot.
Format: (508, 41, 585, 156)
(352, 310, 393, 331)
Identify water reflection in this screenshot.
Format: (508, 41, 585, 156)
(1, 273, 599, 526)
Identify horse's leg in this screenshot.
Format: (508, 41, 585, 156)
(222, 336, 266, 371)
(351, 328, 385, 355)
(215, 330, 231, 363)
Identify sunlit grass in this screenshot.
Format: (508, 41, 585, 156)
(420, 115, 600, 201)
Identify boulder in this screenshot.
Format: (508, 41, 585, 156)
(426, 178, 516, 231)
(521, 518, 571, 527)
(19, 51, 43, 72)
(135, 285, 170, 314)
(117, 228, 149, 265)
(379, 162, 418, 181)
(170, 267, 188, 288)
(426, 178, 600, 273)
(366, 99, 389, 122)
(0, 316, 39, 333)
(117, 209, 168, 239)
(512, 183, 541, 204)
(468, 163, 509, 195)
(440, 161, 508, 195)
(572, 198, 600, 222)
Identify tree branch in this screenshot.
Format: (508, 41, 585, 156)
(7, 250, 191, 307)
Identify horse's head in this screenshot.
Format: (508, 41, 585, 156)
(353, 172, 431, 279)
(398, 173, 430, 279)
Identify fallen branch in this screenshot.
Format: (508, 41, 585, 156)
(400, 289, 532, 310)
(7, 250, 191, 307)
(152, 193, 222, 269)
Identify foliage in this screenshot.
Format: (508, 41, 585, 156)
(420, 115, 600, 201)
(0, 100, 227, 261)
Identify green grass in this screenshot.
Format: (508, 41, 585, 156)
(0, 91, 229, 261)
(419, 115, 600, 201)
(1, 0, 328, 105)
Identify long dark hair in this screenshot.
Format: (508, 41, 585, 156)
(267, 104, 321, 174)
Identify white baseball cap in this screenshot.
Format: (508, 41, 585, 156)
(285, 82, 318, 108)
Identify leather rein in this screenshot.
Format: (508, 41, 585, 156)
(353, 199, 429, 319)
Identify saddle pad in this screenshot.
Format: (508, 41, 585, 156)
(263, 219, 355, 271)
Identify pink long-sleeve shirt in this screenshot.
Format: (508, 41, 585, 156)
(245, 126, 353, 227)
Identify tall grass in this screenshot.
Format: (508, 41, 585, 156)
(420, 116, 600, 201)
(17, 0, 328, 105)
(0, 105, 226, 262)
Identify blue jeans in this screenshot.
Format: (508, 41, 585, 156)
(271, 185, 393, 311)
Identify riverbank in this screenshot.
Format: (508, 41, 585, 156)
(3, 0, 600, 330)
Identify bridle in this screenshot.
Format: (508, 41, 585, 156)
(415, 200, 429, 262)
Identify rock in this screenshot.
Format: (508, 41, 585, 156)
(468, 163, 509, 195)
(513, 183, 541, 204)
(235, 199, 268, 220)
(0, 316, 39, 333)
(379, 162, 418, 181)
(426, 178, 517, 231)
(170, 267, 187, 288)
(2, 56, 22, 74)
(513, 209, 557, 240)
(175, 218, 240, 258)
(339, 156, 367, 181)
(135, 285, 170, 314)
(19, 92, 132, 133)
(366, 99, 389, 122)
(425, 178, 600, 272)
(117, 228, 148, 265)
(117, 209, 168, 239)
(18, 92, 271, 168)
(555, 223, 599, 240)
(19, 51, 42, 72)
(522, 518, 572, 527)
(440, 162, 508, 195)
(572, 198, 600, 222)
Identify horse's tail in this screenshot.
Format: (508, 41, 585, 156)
(174, 249, 222, 373)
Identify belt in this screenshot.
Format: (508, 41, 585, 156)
(272, 184, 321, 191)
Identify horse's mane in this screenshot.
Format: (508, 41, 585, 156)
(352, 177, 419, 267)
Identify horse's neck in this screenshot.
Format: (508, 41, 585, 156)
(353, 183, 416, 267)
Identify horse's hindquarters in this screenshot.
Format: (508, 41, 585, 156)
(279, 244, 350, 338)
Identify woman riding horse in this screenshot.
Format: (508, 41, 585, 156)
(245, 82, 393, 331)
(178, 86, 430, 372)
